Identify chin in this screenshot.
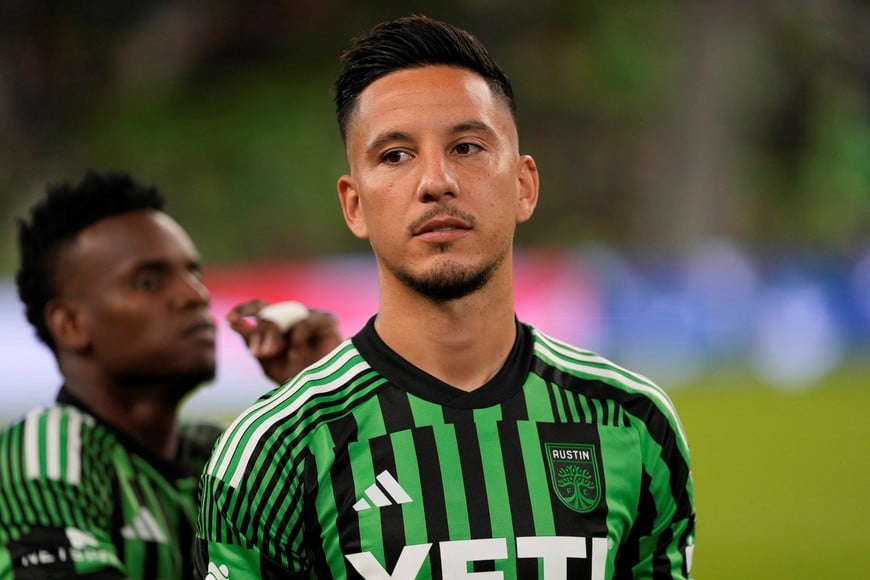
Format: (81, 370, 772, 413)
(169, 368, 215, 402)
(183, 365, 217, 387)
(156, 355, 216, 382)
(401, 262, 496, 302)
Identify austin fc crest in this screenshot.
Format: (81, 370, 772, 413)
(545, 443, 601, 513)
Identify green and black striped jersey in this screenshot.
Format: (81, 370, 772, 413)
(0, 388, 222, 579)
(195, 318, 695, 579)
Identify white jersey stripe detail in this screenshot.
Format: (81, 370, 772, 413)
(209, 342, 356, 478)
(22, 406, 91, 484)
(66, 409, 84, 485)
(211, 344, 359, 479)
(23, 408, 42, 480)
(535, 329, 657, 387)
(45, 406, 61, 479)
(533, 329, 689, 448)
(208, 342, 355, 475)
(227, 360, 370, 488)
(207, 339, 368, 487)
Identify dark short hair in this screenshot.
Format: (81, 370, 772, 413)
(16, 171, 165, 351)
(333, 14, 516, 142)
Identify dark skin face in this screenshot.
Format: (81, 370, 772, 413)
(40, 208, 345, 460)
(46, 210, 215, 457)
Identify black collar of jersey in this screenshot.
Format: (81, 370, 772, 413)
(351, 315, 534, 409)
(56, 386, 198, 480)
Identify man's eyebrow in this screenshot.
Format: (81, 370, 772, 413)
(132, 258, 201, 272)
(366, 131, 411, 157)
(450, 120, 496, 137)
(134, 259, 169, 270)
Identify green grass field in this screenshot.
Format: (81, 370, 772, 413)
(671, 368, 870, 579)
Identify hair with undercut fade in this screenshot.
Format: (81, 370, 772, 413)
(16, 171, 165, 351)
(333, 14, 516, 142)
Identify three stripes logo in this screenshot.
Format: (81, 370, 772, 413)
(120, 507, 167, 543)
(353, 470, 413, 511)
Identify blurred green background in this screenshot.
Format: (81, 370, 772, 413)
(1, 1, 868, 577)
(2, 0, 868, 266)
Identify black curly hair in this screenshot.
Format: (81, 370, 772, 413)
(333, 14, 515, 143)
(16, 171, 165, 352)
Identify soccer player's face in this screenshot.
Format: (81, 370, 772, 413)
(55, 210, 216, 390)
(338, 65, 539, 301)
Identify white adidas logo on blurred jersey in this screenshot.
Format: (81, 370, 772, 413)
(121, 507, 167, 542)
(353, 470, 413, 511)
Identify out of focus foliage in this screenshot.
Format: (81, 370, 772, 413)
(1, 0, 867, 270)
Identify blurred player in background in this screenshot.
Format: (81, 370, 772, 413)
(196, 14, 695, 579)
(0, 171, 342, 578)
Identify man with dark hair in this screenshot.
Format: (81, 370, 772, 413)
(0, 171, 342, 578)
(196, 14, 695, 579)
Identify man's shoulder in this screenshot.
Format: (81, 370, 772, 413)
(201, 342, 380, 485)
(248, 339, 379, 425)
(0, 402, 101, 440)
(0, 403, 110, 487)
(528, 325, 676, 406)
(528, 325, 689, 447)
(528, 326, 648, 383)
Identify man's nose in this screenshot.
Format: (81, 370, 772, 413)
(173, 272, 211, 307)
(417, 152, 458, 202)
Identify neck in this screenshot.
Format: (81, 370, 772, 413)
(375, 269, 517, 391)
(62, 366, 184, 461)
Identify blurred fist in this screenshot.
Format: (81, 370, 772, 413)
(227, 299, 343, 384)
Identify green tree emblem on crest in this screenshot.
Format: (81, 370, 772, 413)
(556, 465, 598, 511)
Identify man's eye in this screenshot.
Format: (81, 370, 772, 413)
(382, 150, 410, 164)
(134, 272, 163, 292)
(454, 142, 481, 155)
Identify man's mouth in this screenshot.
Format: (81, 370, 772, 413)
(413, 217, 471, 236)
(182, 321, 217, 340)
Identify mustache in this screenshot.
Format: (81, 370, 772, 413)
(408, 206, 476, 234)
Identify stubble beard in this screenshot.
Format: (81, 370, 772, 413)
(390, 242, 510, 302)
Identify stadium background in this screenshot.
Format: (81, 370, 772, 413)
(1, 1, 867, 577)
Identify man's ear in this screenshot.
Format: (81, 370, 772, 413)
(45, 299, 90, 352)
(516, 154, 540, 224)
(337, 175, 370, 240)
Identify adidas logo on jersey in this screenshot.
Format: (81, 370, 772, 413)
(353, 470, 412, 511)
(121, 508, 167, 542)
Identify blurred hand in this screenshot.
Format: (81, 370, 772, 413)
(227, 299, 343, 384)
